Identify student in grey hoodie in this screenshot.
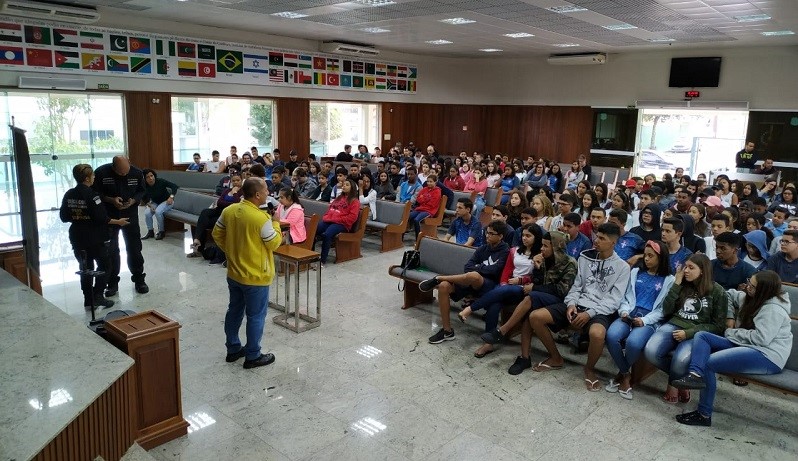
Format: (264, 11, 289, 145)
(528, 223, 630, 391)
(673, 270, 793, 426)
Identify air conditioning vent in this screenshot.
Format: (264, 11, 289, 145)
(1, 0, 100, 24)
(19, 76, 87, 91)
(636, 100, 748, 110)
(319, 41, 379, 57)
(547, 52, 607, 65)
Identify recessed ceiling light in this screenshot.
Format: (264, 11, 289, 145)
(425, 39, 453, 45)
(761, 30, 795, 36)
(479, 48, 503, 53)
(504, 32, 534, 38)
(439, 18, 476, 25)
(552, 43, 580, 47)
(361, 27, 390, 33)
(603, 23, 637, 31)
(547, 5, 588, 14)
(734, 14, 771, 22)
(272, 11, 308, 19)
(354, 0, 396, 6)
(647, 38, 675, 42)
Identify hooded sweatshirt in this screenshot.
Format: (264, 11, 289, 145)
(726, 289, 793, 368)
(743, 230, 770, 271)
(464, 241, 510, 283)
(661, 282, 727, 339)
(564, 249, 630, 317)
(630, 203, 662, 242)
(532, 232, 578, 299)
(679, 214, 707, 254)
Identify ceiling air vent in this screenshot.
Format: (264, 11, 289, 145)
(1, 0, 100, 24)
(319, 41, 379, 57)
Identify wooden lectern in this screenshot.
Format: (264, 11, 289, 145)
(105, 311, 189, 449)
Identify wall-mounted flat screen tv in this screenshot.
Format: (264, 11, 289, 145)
(668, 57, 722, 88)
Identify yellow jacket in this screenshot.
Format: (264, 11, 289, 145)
(212, 199, 282, 286)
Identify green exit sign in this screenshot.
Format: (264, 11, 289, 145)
(97, 83, 110, 90)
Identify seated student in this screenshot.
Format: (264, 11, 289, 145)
(765, 206, 790, 238)
(607, 209, 644, 265)
(560, 212, 592, 260)
(526, 224, 630, 388)
(189, 172, 243, 257)
(186, 152, 204, 172)
(275, 188, 306, 245)
(498, 166, 520, 205)
(483, 231, 577, 365)
(704, 213, 732, 260)
(766, 229, 798, 283)
(508, 190, 529, 229)
(662, 218, 693, 273)
(292, 167, 317, 199)
(443, 166, 465, 191)
(461, 223, 543, 358)
(443, 198, 483, 247)
(672, 270, 793, 427)
(605, 240, 674, 399)
(630, 203, 662, 243)
(487, 205, 515, 245)
(420, 221, 510, 344)
(310, 172, 333, 202)
(269, 166, 291, 197)
(550, 194, 576, 232)
(204, 150, 225, 174)
(313, 179, 361, 266)
(511, 207, 536, 247)
(358, 174, 378, 220)
(530, 194, 554, 231)
(374, 170, 396, 201)
(712, 232, 756, 290)
(643, 254, 728, 403)
(141, 169, 179, 241)
(408, 175, 442, 239)
(579, 207, 606, 242)
(395, 166, 422, 204)
(743, 229, 770, 271)
(679, 214, 707, 255)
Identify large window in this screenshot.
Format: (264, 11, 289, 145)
(171, 96, 275, 163)
(309, 101, 379, 158)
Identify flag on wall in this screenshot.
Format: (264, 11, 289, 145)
(326, 58, 339, 72)
(340, 74, 352, 87)
(408, 67, 417, 78)
(217, 49, 243, 73)
(294, 69, 312, 84)
(53, 28, 78, 47)
(268, 52, 283, 67)
(397, 66, 408, 78)
(365, 62, 375, 75)
(197, 44, 215, 60)
(352, 75, 363, 88)
(398, 79, 407, 91)
(269, 68, 286, 83)
(107, 54, 129, 72)
(408, 81, 416, 92)
(376, 77, 386, 89)
(387, 78, 397, 90)
(130, 56, 151, 73)
(243, 53, 268, 73)
(365, 76, 375, 89)
(282, 53, 297, 67)
(376, 63, 386, 75)
(79, 31, 104, 50)
(0, 45, 23, 64)
(155, 39, 166, 56)
(313, 56, 325, 70)
(24, 26, 51, 45)
(54, 50, 80, 69)
(156, 58, 168, 75)
(343, 60, 351, 73)
(352, 61, 364, 74)
(81, 52, 105, 70)
(313, 72, 325, 85)
(178, 60, 196, 76)
(298, 55, 312, 69)
(0, 22, 22, 43)
(109, 34, 127, 52)
(387, 65, 396, 77)
(177, 42, 195, 58)
(198, 62, 215, 78)
(326, 73, 339, 86)
(25, 48, 51, 67)
(129, 37, 150, 54)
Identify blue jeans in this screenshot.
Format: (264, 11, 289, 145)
(689, 332, 781, 417)
(468, 284, 525, 333)
(409, 210, 431, 237)
(225, 277, 270, 361)
(144, 201, 173, 232)
(315, 221, 348, 264)
(643, 322, 693, 382)
(606, 307, 657, 374)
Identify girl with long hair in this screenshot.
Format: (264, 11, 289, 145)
(737, 181, 758, 203)
(715, 175, 738, 206)
(531, 194, 554, 231)
(506, 189, 528, 229)
(408, 175, 442, 238)
(374, 170, 395, 200)
(605, 240, 674, 399)
(499, 166, 520, 205)
(314, 179, 361, 266)
(594, 183, 610, 209)
(689, 204, 710, 237)
(564, 160, 584, 190)
(644, 254, 728, 403)
(672, 271, 793, 426)
(769, 186, 797, 215)
(276, 188, 306, 245)
(576, 190, 599, 221)
(358, 174, 377, 219)
(485, 161, 501, 188)
(526, 162, 548, 192)
(547, 163, 563, 193)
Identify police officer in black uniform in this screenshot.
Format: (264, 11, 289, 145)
(60, 164, 130, 309)
(92, 155, 149, 295)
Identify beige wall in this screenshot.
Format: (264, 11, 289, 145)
(1, 11, 797, 109)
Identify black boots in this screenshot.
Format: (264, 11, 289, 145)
(141, 229, 155, 240)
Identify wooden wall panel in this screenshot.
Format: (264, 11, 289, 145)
(124, 92, 173, 170)
(276, 98, 310, 161)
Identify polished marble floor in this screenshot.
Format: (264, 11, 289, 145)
(43, 215, 797, 461)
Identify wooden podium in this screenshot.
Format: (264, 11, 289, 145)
(105, 311, 189, 449)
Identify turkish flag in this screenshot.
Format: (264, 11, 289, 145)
(326, 73, 339, 86)
(198, 62, 215, 78)
(26, 48, 52, 67)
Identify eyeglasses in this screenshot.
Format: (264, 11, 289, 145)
(781, 239, 796, 246)
(485, 231, 501, 237)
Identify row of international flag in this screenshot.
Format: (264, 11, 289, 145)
(0, 20, 418, 91)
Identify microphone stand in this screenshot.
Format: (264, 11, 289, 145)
(76, 250, 105, 328)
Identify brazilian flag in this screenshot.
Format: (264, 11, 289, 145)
(216, 49, 243, 74)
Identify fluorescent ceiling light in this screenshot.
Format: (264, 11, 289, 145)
(504, 32, 534, 38)
(272, 11, 308, 19)
(354, 0, 396, 6)
(552, 43, 580, 47)
(648, 38, 675, 42)
(734, 14, 771, 22)
(547, 5, 588, 14)
(479, 48, 503, 52)
(425, 39, 453, 45)
(761, 30, 794, 36)
(439, 18, 476, 25)
(361, 27, 390, 33)
(603, 23, 637, 31)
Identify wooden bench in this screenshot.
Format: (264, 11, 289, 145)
(301, 199, 370, 263)
(163, 189, 216, 234)
(444, 191, 477, 219)
(155, 170, 225, 195)
(419, 195, 448, 239)
(366, 200, 411, 252)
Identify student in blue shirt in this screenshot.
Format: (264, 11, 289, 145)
(608, 209, 644, 265)
(711, 232, 756, 290)
(662, 218, 692, 273)
(395, 166, 422, 204)
(765, 206, 790, 237)
(561, 212, 592, 260)
(444, 198, 483, 247)
(498, 165, 520, 205)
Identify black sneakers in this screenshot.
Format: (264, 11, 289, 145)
(84, 295, 115, 309)
(104, 284, 118, 297)
(141, 230, 155, 240)
(428, 328, 455, 344)
(135, 281, 149, 294)
(676, 410, 711, 427)
(418, 277, 440, 292)
(225, 348, 246, 363)
(672, 373, 706, 390)
(508, 356, 532, 375)
(155, 231, 166, 240)
(243, 353, 276, 369)
(480, 328, 504, 345)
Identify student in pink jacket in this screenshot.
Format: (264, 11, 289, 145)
(276, 188, 306, 245)
(409, 175, 442, 238)
(315, 179, 361, 265)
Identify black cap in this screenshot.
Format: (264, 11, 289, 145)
(700, 187, 715, 196)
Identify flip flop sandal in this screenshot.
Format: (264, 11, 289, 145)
(458, 312, 468, 323)
(662, 393, 678, 403)
(474, 347, 494, 358)
(533, 361, 563, 372)
(618, 387, 633, 400)
(605, 379, 620, 393)
(585, 378, 601, 392)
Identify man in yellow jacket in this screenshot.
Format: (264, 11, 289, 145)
(213, 177, 282, 369)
